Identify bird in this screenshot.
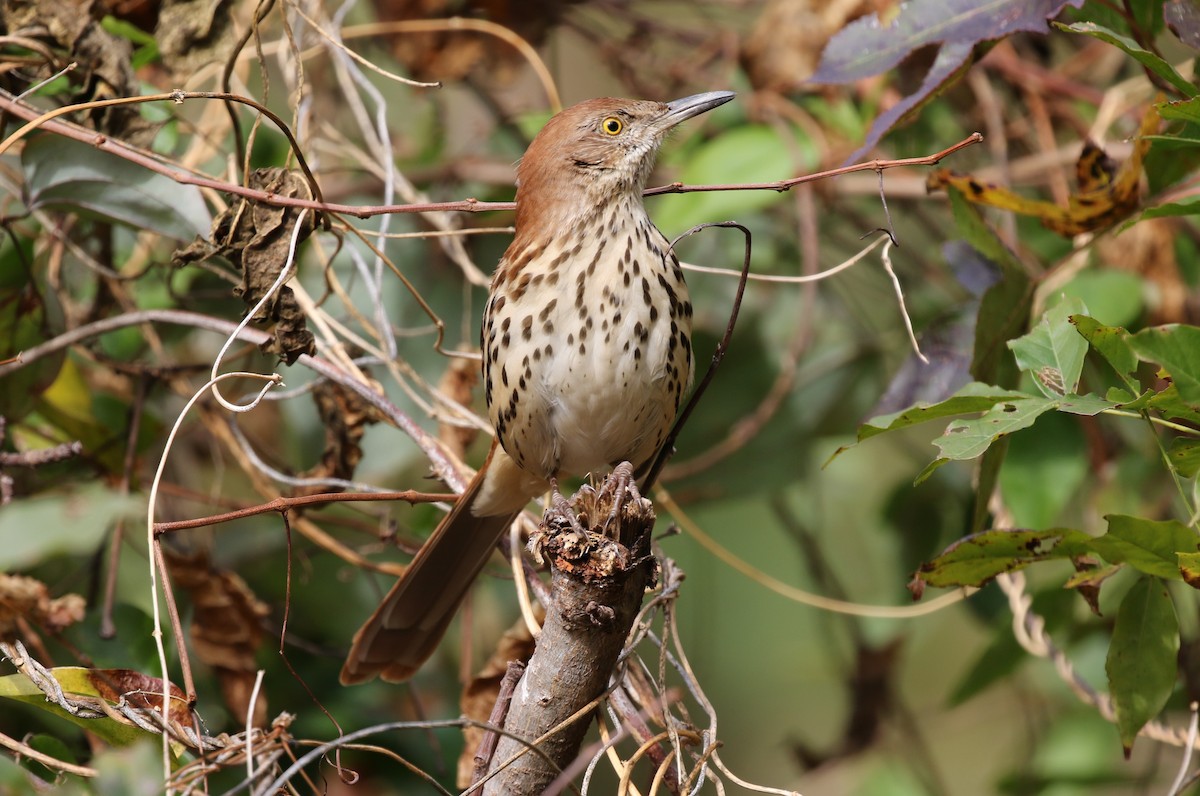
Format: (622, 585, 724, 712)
(341, 90, 735, 685)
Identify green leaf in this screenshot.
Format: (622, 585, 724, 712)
(1072, 314, 1137, 388)
(1008, 297, 1089, 397)
(1167, 438, 1200, 478)
(1055, 393, 1117, 415)
(0, 483, 141, 571)
(1178, 551, 1200, 588)
(916, 528, 1092, 588)
(1105, 576, 1179, 754)
(1142, 124, 1200, 195)
(1146, 384, 1200, 424)
(1110, 387, 1152, 409)
(0, 255, 65, 421)
(23, 134, 211, 241)
(99, 14, 156, 46)
(856, 382, 1032, 442)
(933, 397, 1057, 461)
(0, 672, 142, 747)
(1088, 515, 1200, 579)
(829, 382, 1033, 468)
(1135, 198, 1200, 222)
(1057, 21, 1198, 97)
(1129, 325, 1200, 404)
(846, 383, 1113, 484)
(1156, 97, 1200, 125)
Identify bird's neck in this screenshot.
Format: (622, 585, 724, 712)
(513, 181, 648, 251)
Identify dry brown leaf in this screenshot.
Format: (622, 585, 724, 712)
(172, 168, 317, 364)
(2, 0, 155, 142)
(165, 549, 270, 727)
(927, 104, 1159, 236)
(0, 573, 85, 638)
(86, 668, 193, 727)
(155, 0, 237, 80)
(295, 379, 385, 496)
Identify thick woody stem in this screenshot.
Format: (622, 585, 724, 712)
(483, 463, 656, 796)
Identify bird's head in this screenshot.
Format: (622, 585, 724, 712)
(514, 91, 734, 233)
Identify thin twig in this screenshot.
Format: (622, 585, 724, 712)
(152, 490, 454, 534)
(0, 90, 325, 213)
(0, 728, 99, 778)
(0, 441, 82, 467)
(338, 19, 561, 110)
(0, 89, 981, 220)
(145, 370, 281, 775)
(469, 661, 527, 795)
(1169, 703, 1200, 796)
(255, 718, 564, 795)
(877, 236, 927, 363)
(642, 222, 753, 491)
(0, 308, 462, 493)
(642, 133, 983, 198)
(656, 487, 976, 618)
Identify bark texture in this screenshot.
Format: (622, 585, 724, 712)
(483, 465, 655, 795)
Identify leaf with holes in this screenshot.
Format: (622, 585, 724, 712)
(828, 382, 1032, 463)
(934, 397, 1056, 459)
(916, 528, 1092, 588)
(916, 397, 1058, 483)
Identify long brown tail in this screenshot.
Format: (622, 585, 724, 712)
(340, 450, 529, 685)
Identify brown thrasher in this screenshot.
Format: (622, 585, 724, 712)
(341, 91, 735, 684)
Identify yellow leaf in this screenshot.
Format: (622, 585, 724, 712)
(928, 103, 1159, 236)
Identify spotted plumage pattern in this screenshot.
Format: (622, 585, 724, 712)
(342, 91, 734, 685)
(482, 196, 693, 488)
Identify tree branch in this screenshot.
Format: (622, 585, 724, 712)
(481, 464, 657, 795)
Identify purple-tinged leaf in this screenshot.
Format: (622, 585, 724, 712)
(811, 0, 1084, 160)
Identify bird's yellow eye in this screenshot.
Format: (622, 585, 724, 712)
(602, 116, 623, 135)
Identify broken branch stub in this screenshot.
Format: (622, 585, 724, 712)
(481, 462, 657, 796)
